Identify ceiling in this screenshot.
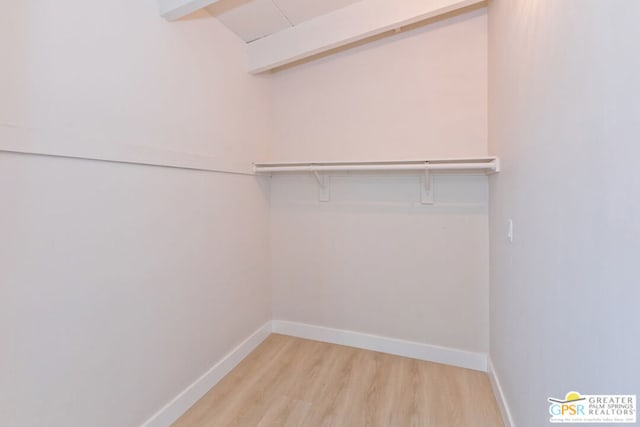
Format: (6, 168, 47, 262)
(159, 0, 485, 73)
(206, 0, 362, 42)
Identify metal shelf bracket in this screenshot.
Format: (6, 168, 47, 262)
(421, 168, 434, 204)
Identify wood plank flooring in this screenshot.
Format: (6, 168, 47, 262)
(173, 334, 503, 427)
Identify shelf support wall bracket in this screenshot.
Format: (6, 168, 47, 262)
(313, 170, 330, 202)
(421, 168, 434, 204)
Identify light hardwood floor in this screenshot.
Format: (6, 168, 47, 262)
(173, 334, 503, 427)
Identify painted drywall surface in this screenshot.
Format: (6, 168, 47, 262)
(0, 154, 271, 427)
(267, 7, 487, 162)
(271, 174, 489, 353)
(0, 0, 271, 173)
(488, 1, 640, 425)
(0, 1, 271, 426)
(268, 9, 489, 354)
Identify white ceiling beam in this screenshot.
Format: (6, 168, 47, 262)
(247, 0, 484, 74)
(158, 0, 222, 21)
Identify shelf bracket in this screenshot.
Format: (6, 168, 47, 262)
(313, 171, 330, 202)
(421, 168, 434, 204)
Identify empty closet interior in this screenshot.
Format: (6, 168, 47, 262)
(3, 1, 638, 426)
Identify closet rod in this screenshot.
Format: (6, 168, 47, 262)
(255, 162, 497, 173)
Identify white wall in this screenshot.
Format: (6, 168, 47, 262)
(0, 0, 271, 172)
(0, 1, 271, 426)
(271, 173, 489, 353)
(268, 7, 488, 162)
(489, 1, 640, 425)
(269, 8, 489, 355)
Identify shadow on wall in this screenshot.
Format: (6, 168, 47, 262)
(268, 173, 489, 215)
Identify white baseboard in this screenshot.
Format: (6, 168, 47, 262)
(272, 320, 487, 372)
(487, 357, 515, 427)
(140, 322, 272, 427)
